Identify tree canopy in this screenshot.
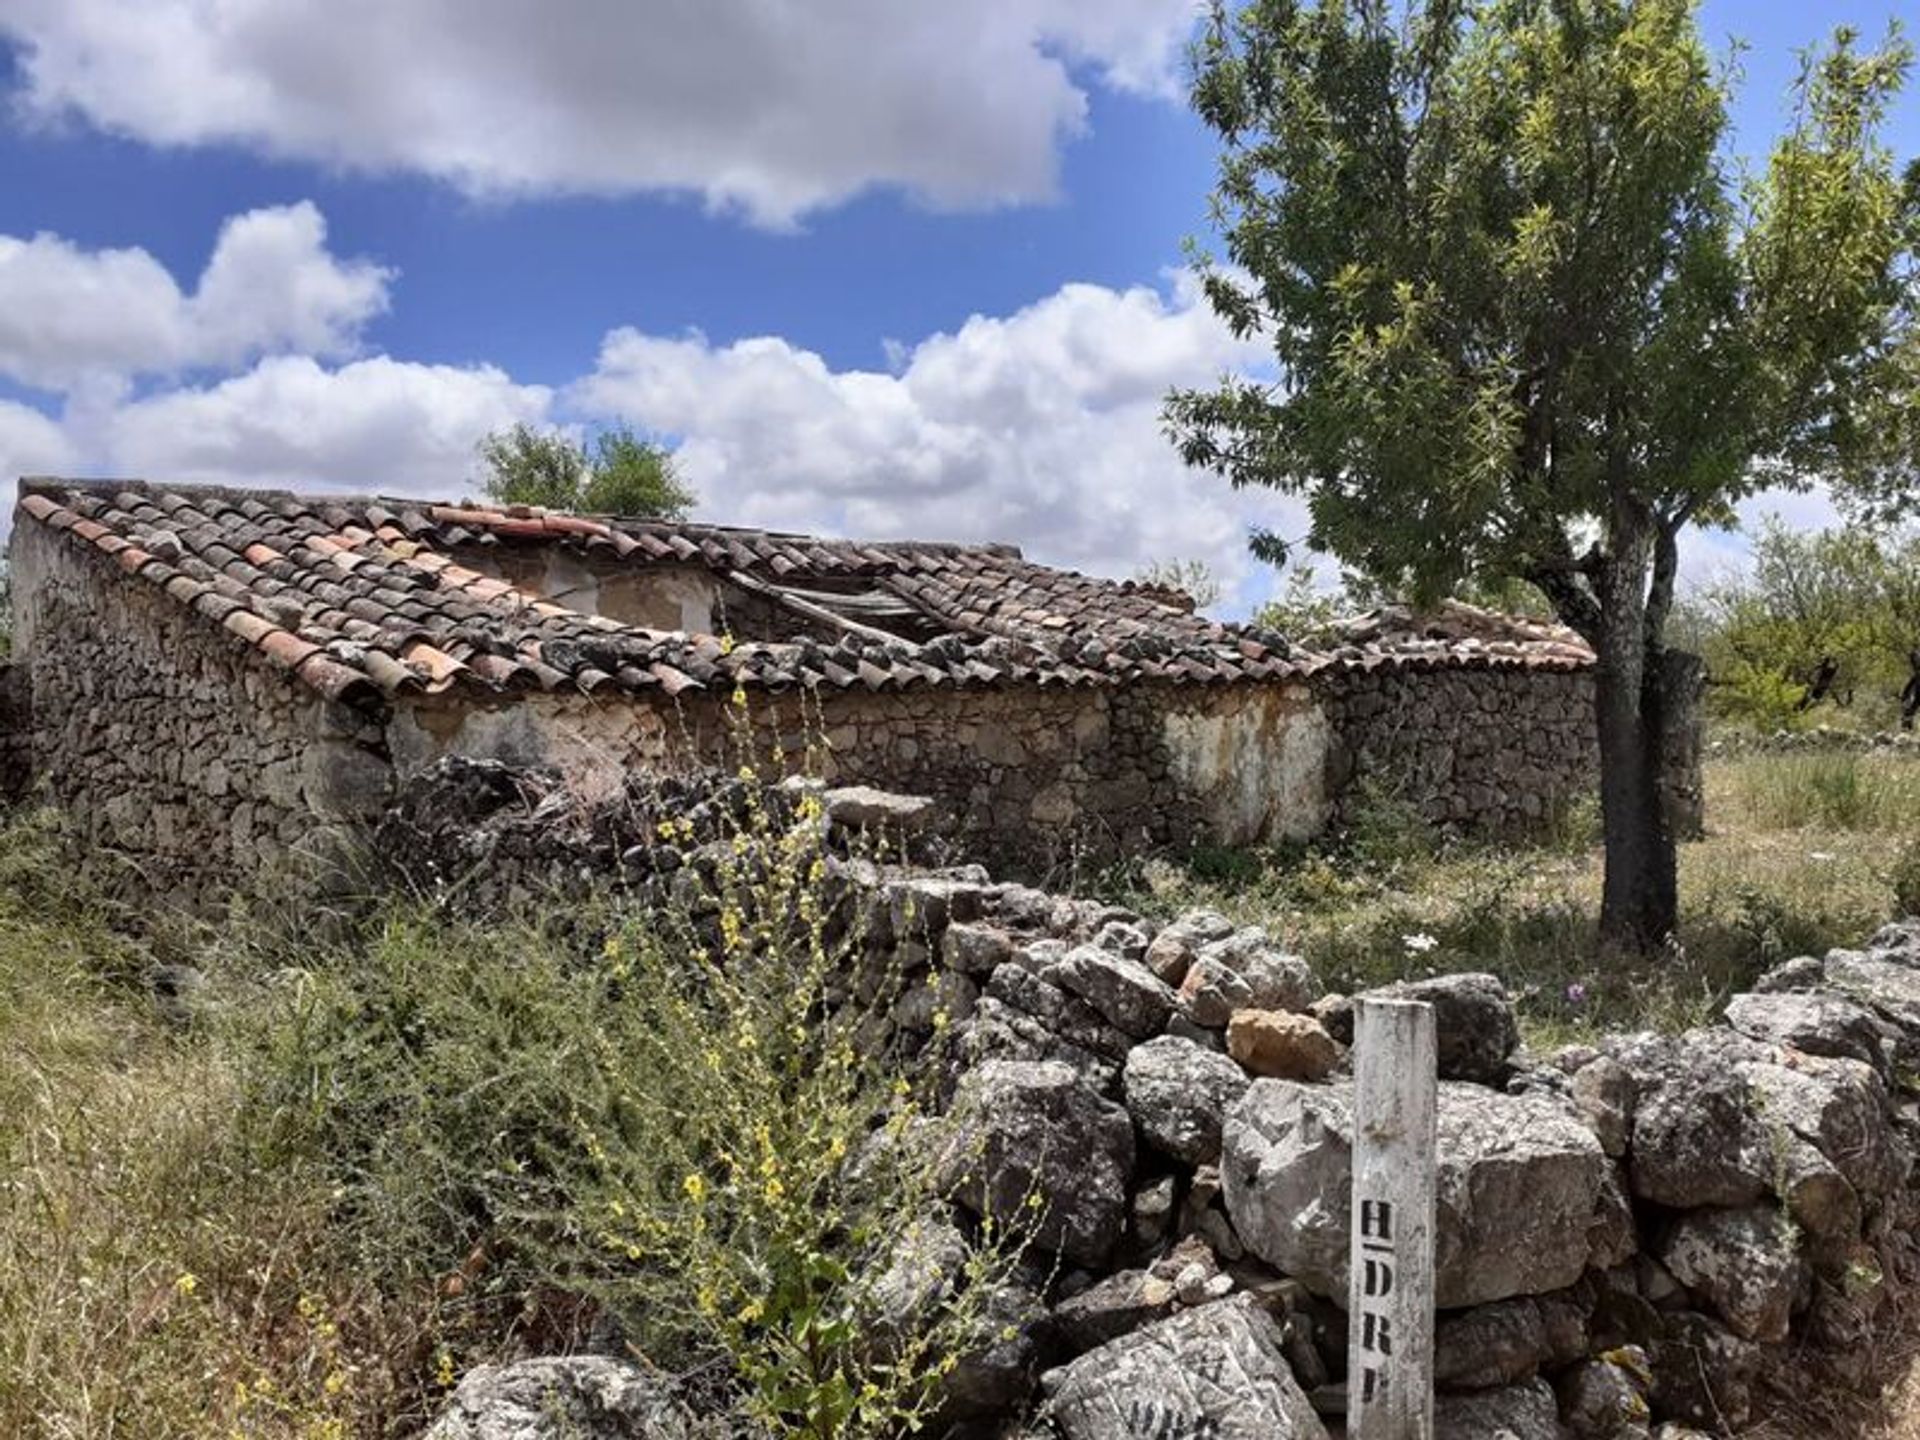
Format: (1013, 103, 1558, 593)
(1167, 0, 1920, 951)
(478, 423, 695, 519)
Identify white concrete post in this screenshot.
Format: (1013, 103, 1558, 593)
(1347, 997, 1438, 1440)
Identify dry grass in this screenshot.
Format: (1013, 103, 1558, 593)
(1108, 752, 1920, 1050)
(0, 817, 444, 1438)
(7, 745, 1920, 1435)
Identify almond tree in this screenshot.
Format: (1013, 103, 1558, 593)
(1168, 0, 1920, 953)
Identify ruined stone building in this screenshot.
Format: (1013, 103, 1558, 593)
(3, 478, 1612, 907)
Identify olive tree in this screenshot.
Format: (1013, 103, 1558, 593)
(479, 423, 695, 518)
(1167, 0, 1920, 952)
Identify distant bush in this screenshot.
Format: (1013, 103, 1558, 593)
(1694, 518, 1920, 730)
(478, 422, 695, 519)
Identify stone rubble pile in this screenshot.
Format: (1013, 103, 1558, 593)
(412, 779, 1920, 1438)
(827, 876, 1920, 1439)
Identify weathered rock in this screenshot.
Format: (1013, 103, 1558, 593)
(1434, 1297, 1555, 1391)
(1586, 1165, 1640, 1271)
(1041, 1297, 1328, 1440)
(1131, 1175, 1176, 1245)
(1824, 947, 1920, 1038)
(1659, 1204, 1803, 1343)
(1122, 1035, 1250, 1164)
(1433, 1377, 1561, 1440)
(939, 1060, 1134, 1266)
(865, 1214, 969, 1349)
(1752, 955, 1826, 993)
(823, 785, 939, 833)
(1092, 920, 1150, 963)
(985, 966, 1132, 1061)
(424, 1357, 695, 1439)
(1571, 1056, 1634, 1158)
(1558, 1349, 1653, 1439)
(886, 874, 988, 940)
(1046, 946, 1178, 1040)
(1051, 1269, 1178, 1355)
(1178, 932, 1316, 1026)
(943, 922, 1015, 978)
(1222, 1078, 1607, 1308)
(1227, 1009, 1342, 1081)
(1142, 908, 1235, 986)
(1362, 973, 1519, 1083)
(1724, 990, 1889, 1070)
(957, 996, 1121, 1089)
(939, 1280, 1048, 1419)
(1648, 1312, 1759, 1430)
(1615, 1035, 1773, 1208)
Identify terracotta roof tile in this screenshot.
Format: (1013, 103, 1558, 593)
(12, 478, 1592, 711)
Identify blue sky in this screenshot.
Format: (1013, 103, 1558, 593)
(0, 0, 1912, 615)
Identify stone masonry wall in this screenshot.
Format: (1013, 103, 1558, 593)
(0, 662, 28, 806)
(385, 662, 1620, 880)
(8, 521, 394, 911)
(385, 677, 1335, 877)
(1316, 664, 1600, 833)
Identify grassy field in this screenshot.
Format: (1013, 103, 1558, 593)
(3, 747, 1920, 1435)
(1107, 748, 1920, 1049)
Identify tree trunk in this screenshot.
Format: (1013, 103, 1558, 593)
(1592, 570, 1678, 956)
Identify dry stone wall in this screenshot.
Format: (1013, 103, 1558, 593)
(398, 761, 1920, 1440)
(385, 677, 1336, 879)
(1315, 663, 1600, 834)
(8, 521, 393, 911)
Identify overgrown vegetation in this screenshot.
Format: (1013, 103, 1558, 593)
(1104, 750, 1920, 1051)
(1683, 518, 1920, 732)
(0, 787, 1018, 1438)
(478, 421, 695, 519)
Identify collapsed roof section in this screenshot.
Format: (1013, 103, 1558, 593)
(10, 479, 1591, 713)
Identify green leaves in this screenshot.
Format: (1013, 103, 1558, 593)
(1168, 0, 1919, 602)
(476, 422, 695, 519)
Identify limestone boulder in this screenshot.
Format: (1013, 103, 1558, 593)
(1557, 1349, 1653, 1439)
(1433, 1377, 1562, 1440)
(1051, 1269, 1178, 1355)
(1570, 1055, 1634, 1158)
(1614, 1035, 1774, 1208)
(1142, 908, 1235, 985)
(822, 785, 939, 833)
(1360, 972, 1519, 1084)
(942, 921, 1015, 978)
(1046, 946, 1178, 1040)
(939, 1060, 1134, 1266)
(1658, 1204, 1804, 1343)
(1227, 1009, 1343, 1081)
(1435, 1294, 1585, 1391)
(1179, 931, 1317, 1027)
(937, 1279, 1049, 1420)
(1041, 1297, 1328, 1440)
(1222, 1078, 1608, 1308)
(1724, 990, 1890, 1070)
(1122, 1034, 1250, 1165)
(863, 1213, 969, 1351)
(1647, 1312, 1760, 1431)
(424, 1357, 696, 1440)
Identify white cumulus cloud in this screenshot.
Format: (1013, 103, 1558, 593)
(0, 201, 391, 390)
(98, 354, 550, 495)
(1, 0, 1201, 226)
(572, 274, 1299, 605)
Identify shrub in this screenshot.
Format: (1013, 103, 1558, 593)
(245, 780, 1022, 1437)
